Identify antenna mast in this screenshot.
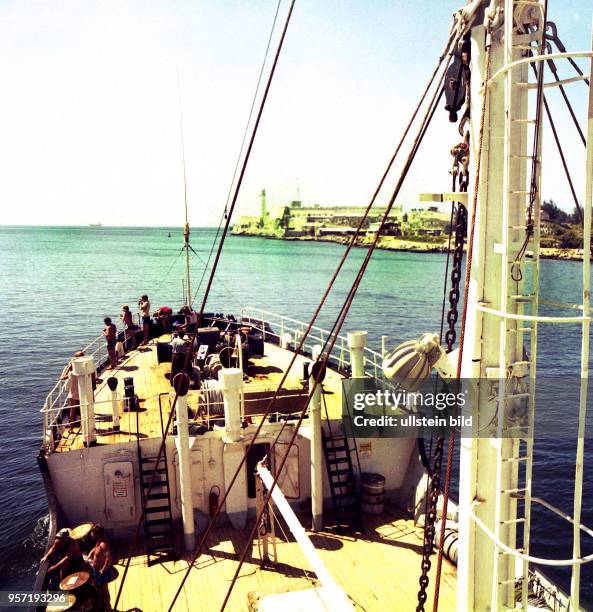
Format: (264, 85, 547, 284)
(178, 75, 192, 306)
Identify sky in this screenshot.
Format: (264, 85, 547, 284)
(0, 0, 591, 227)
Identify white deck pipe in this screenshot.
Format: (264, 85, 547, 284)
(309, 374, 323, 531)
(571, 22, 593, 610)
(257, 465, 353, 611)
(176, 388, 195, 551)
(347, 331, 368, 378)
(72, 356, 96, 446)
(220, 368, 243, 442)
(107, 377, 120, 432)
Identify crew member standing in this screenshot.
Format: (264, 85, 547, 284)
(120, 304, 136, 349)
(102, 318, 117, 369)
(170, 332, 189, 385)
(138, 294, 151, 345)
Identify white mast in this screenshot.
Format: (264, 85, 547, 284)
(458, 1, 544, 609)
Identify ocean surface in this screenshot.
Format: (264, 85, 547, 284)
(1, 226, 593, 605)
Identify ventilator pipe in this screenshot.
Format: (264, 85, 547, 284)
(280, 332, 292, 350)
(107, 377, 120, 432)
(174, 373, 195, 551)
(382, 333, 459, 391)
(311, 344, 322, 361)
(73, 356, 96, 446)
(309, 371, 323, 531)
(219, 368, 243, 442)
(347, 331, 368, 378)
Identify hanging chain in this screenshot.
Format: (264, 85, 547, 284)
(416, 133, 469, 612)
(445, 136, 469, 351)
(416, 435, 444, 611)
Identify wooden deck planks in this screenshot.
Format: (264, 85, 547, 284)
(55, 338, 344, 453)
(109, 510, 456, 611)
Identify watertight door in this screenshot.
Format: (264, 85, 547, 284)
(103, 461, 136, 522)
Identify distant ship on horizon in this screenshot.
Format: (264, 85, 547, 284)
(89, 222, 103, 228)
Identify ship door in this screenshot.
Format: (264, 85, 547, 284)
(103, 461, 136, 522)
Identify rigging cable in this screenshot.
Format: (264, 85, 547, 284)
(191, 0, 283, 307)
(535, 61, 584, 222)
(113, 2, 296, 608)
(219, 42, 454, 612)
(167, 27, 461, 612)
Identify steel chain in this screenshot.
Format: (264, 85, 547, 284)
(416, 137, 468, 612)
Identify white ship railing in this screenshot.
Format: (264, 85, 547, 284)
(42, 333, 120, 447)
(240, 306, 386, 383)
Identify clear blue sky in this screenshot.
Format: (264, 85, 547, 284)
(0, 0, 591, 226)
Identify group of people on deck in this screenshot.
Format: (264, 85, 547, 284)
(96, 295, 172, 370)
(42, 523, 114, 611)
(97, 297, 197, 370)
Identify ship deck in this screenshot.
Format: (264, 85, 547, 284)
(108, 509, 457, 612)
(55, 336, 345, 453)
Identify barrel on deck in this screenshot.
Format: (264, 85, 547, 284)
(360, 472, 385, 515)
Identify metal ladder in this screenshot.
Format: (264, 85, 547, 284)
(321, 428, 362, 531)
(491, 4, 545, 608)
(138, 451, 176, 563)
(136, 397, 176, 564)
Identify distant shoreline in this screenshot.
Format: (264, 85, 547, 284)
(232, 231, 586, 261)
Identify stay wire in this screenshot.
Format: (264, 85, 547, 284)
(191, 0, 283, 308)
(168, 27, 460, 612)
(537, 70, 584, 222)
(220, 47, 452, 612)
(114, 2, 296, 609)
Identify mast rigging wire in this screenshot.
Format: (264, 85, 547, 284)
(113, 2, 296, 608)
(191, 0, 283, 308)
(218, 44, 454, 612)
(167, 29, 460, 611)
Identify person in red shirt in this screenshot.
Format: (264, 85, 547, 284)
(154, 306, 173, 334)
(103, 317, 117, 369)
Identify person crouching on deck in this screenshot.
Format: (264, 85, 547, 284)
(102, 318, 117, 369)
(88, 524, 114, 611)
(170, 331, 189, 384)
(138, 294, 151, 345)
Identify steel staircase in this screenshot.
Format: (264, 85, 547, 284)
(322, 429, 362, 531)
(135, 394, 176, 564)
(138, 450, 176, 563)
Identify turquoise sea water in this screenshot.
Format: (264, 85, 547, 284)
(0, 226, 592, 605)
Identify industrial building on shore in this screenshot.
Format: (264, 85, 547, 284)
(231, 189, 451, 240)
